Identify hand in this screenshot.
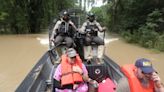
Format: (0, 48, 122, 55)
(88, 79, 98, 88)
(78, 29, 85, 34)
(102, 27, 106, 31)
(73, 84, 79, 90)
(151, 72, 164, 88)
(92, 28, 98, 31)
(50, 38, 55, 42)
(76, 28, 80, 32)
(72, 66, 83, 75)
(151, 72, 161, 82)
(86, 33, 91, 37)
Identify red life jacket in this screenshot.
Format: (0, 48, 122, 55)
(61, 54, 83, 86)
(121, 64, 154, 92)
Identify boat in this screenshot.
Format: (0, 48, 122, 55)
(15, 48, 130, 92)
(15, 9, 131, 92)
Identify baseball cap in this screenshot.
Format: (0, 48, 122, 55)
(67, 48, 77, 58)
(135, 58, 155, 74)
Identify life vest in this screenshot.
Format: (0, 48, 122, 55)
(61, 54, 83, 86)
(58, 21, 73, 36)
(121, 64, 154, 92)
(85, 21, 98, 36)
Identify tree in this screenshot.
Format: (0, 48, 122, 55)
(0, 0, 77, 34)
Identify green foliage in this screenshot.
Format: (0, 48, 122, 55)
(120, 8, 164, 51)
(90, 0, 164, 51)
(138, 25, 158, 48)
(90, 6, 106, 26)
(121, 30, 133, 42)
(101, 0, 164, 51)
(104, 0, 164, 33)
(122, 25, 160, 49)
(155, 34, 164, 51)
(137, 9, 163, 48)
(121, 30, 141, 43)
(0, 12, 8, 21)
(0, 0, 77, 34)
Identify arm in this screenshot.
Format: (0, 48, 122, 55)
(53, 64, 62, 81)
(69, 21, 78, 31)
(155, 82, 164, 92)
(95, 21, 106, 32)
(72, 64, 98, 87)
(72, 64, 89, 82)
(81, 64, 90, 82)
(79, 22, 87, 34)
(81, 64, 99, 87)
(50, 21, 61, 40)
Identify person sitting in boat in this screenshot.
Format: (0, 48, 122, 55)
(53, 48, 98, 92)
(134, 58, 164, 92)
(80, 12, 106, 60)
(121, 58, 164, 92)
(50, 11, 78, 48)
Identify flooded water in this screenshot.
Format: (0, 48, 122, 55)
(0, 34, 164, 92)
(0, 34, 48, 92)
(105, 35, 164, 82)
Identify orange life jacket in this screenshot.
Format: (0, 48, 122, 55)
(121, 64, 154, 92)
(61, 54, 83, 86)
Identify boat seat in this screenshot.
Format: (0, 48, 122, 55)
(59, 41, 76, 48)
(85, 62, 108, 83)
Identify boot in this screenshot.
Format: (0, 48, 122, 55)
(97, 45, 104, 58)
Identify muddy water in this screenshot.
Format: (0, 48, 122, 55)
(105, 35, 164, 82)
(0, 34, 164, 92)
(0, 34, 48, 92)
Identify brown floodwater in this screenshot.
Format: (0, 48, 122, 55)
(0, 34, 164, 92)
(105, 35, 164, 82)
(0, 34, 48, 92)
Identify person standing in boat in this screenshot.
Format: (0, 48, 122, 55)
(80, 12, 106, 60)
(50, 11, 78, 48)
(134, 58, 164, 92)
(53, 48, 98, 92)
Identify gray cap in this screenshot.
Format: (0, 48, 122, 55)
(67, 48, 77, 58)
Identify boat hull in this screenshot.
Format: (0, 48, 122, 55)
(15, 50, 130, 92)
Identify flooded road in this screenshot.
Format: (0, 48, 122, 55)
(0, 34, 164, 92)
